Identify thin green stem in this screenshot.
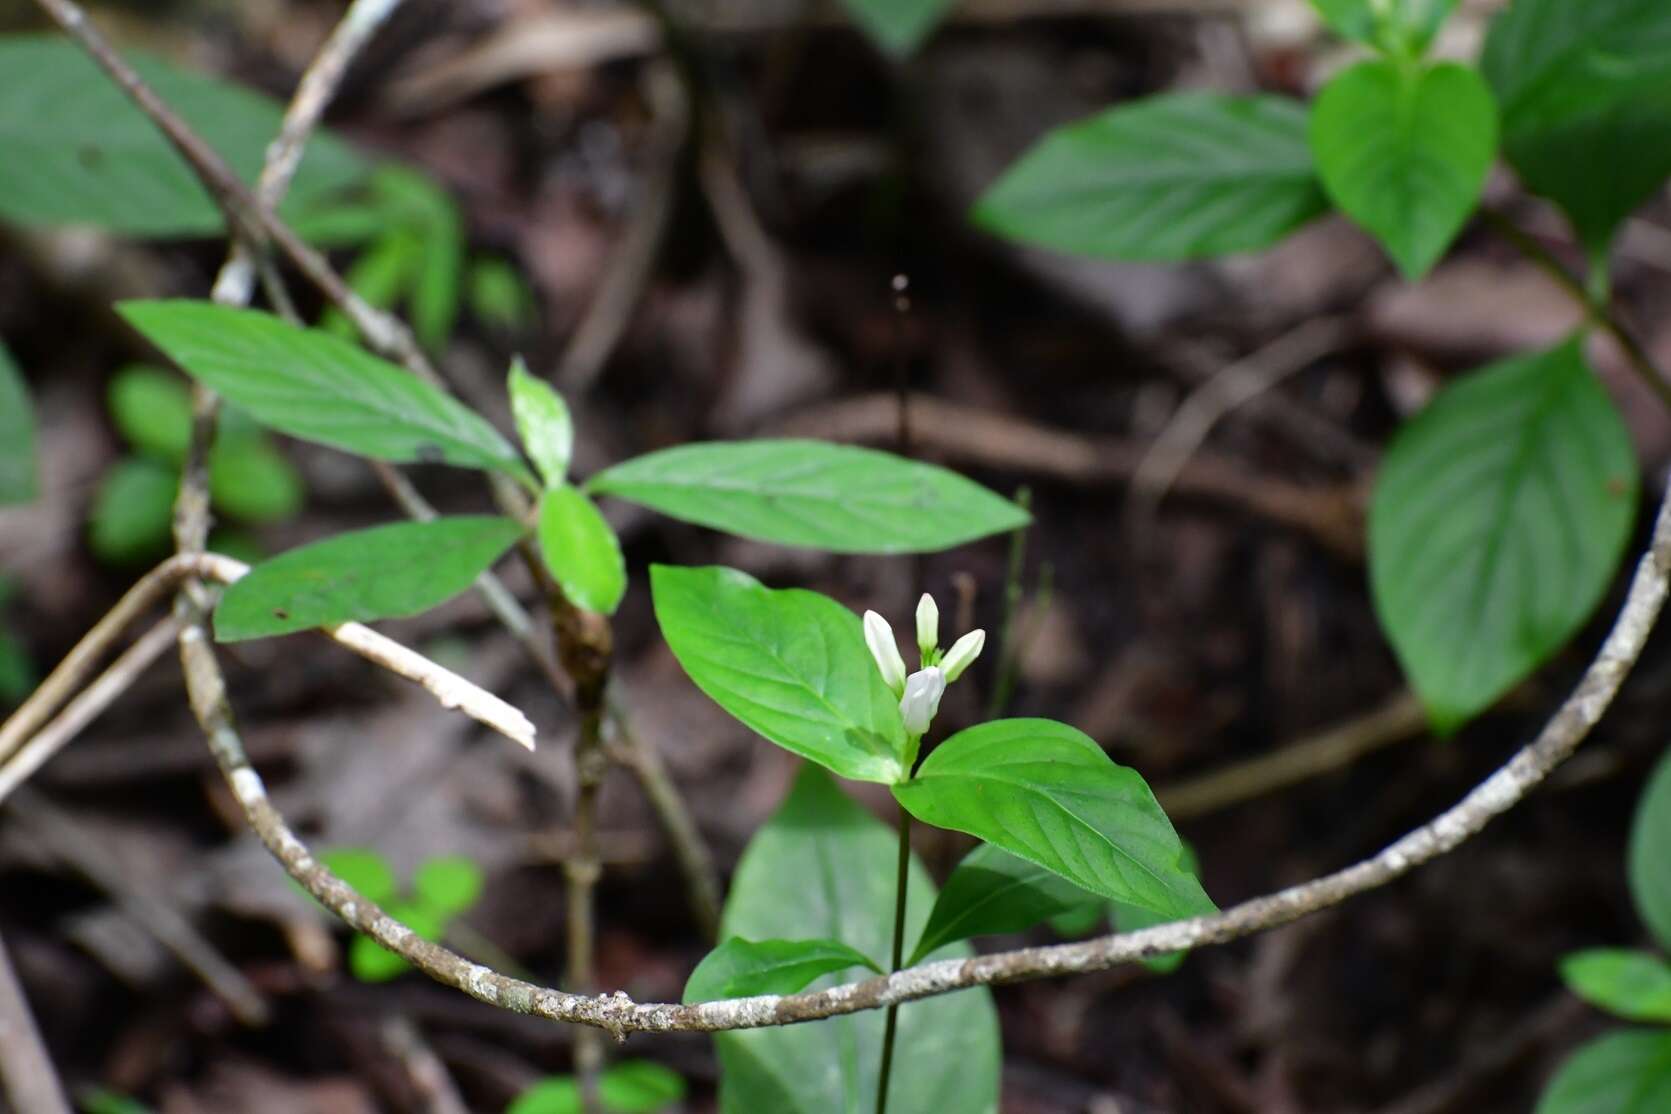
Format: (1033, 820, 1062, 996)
(1481, 205, 1671, 412)
(875, 807, 912, 1114)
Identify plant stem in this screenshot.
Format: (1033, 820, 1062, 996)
(875, 808, 912, 1114)
(1480, 205, 1671, 411)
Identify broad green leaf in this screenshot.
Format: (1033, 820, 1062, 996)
(108, 365, 192, 461)
(1369, 339, 1638, 731)
(0, 340, 35, 505)
(1560, 950, 1671, 1023)
(505, 1079, 579, 1114)
(972, 93, 1326, 262)
(1310, 59, 1497, 280)
(651, 566, 906, 784)
(88, 458, 176, 565)
(685, 937, 882, 1003)
(0, 34, 365, 236)
(910, 843, 1092, 964)
(509, 359, 573, 486)
(840, 0, 956, 55)
(1311, 0, 1457, 53)
(893, 719, 1214, 919)
(318, 848, 399, 905)
(411, 856, 483, 918)
(714, 766, 1000, 1114)
(1109, 840, 1202, 975)
(117, 302, 531, 483)
(599, 1062, 685, 1113)
(214, 517, 523, 641)
(591, 440, 1026, 554)
(1632, 748, 1671, 952)
(1047, 902, 1105, 939)
(1537, 1030, 1671, 1114)
(1482, 0, 1671, 260)
(349, 901, 443, 982)
(536, 485, 625, 616)
(209, 438, 304, 524)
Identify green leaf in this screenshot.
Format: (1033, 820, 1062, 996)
(651, 566, 907, 784)
(469, 257, 532, 330)
(1631, 748, 1671, 953)
(1109, 839, 1202, 975)
(1369, 338, 1639, 731)
(1047, 902, 1105, 939)
(209, 437, 304, 524)
(597, 1062, 686, 1113)
(349, 901, 443, 982)
(0, 34, 365, 237)
(972, 93, 1327, 262)
(108, 365, 192, 461)
(1560, 950, 1671, 1023)
(840, 0, 956, 55)
(0, 340, 35, 505)
(910, 843, 1093, 964)
(117, 301, 530, 482)
(0, 630, 35, 707)
(411, 856, 483, 919)
(322, 228, 422, 339)
(1310, 59, 1497, 280)
(1536, 1030, 1671, 1114)
(77, 1089, 153, 1114)
(893, 719, 1214, 919)
(685, 937, 882, 1003)
(88, 458, 176, 565)
(714, 766, 1000, 1114)
(508, 359, 573, 486)
(318, 847, 399, 905)
(536, 485, 626, 616)
(591, 440, 1027, 554)
(1311, 0, 1457, 53)
(214, 517, 524, 641)
(1482, 0, 1671, 260)
(506, 1079, 580, 1114)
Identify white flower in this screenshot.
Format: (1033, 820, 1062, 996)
(900, 667, 946, 737)
(941, 629, 986, 682)
(863, 610, 907, 696)
(915, 593, 939, 661)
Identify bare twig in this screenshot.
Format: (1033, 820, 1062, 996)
(159, 464, 1671, 1036)
(0, 618, 179, 805)
(1129, 316, 1354, 524)
(0, 927, 70, 1114)
(1155, 690, 1429, 820)
(378, 1015, 471, 1114)
(8, 788, 270, 1025)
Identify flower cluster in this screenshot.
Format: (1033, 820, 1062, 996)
(863, 593, 984, 740)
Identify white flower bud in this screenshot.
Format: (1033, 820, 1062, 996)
(863, 610, 907, 696)
(915, 593, 939, 660)
(941, 628, 986, 682)
(899, 667, 946, 737)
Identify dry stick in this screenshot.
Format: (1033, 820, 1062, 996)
(378, 1014, 471, 1114)
(151, 477, 1671, 1035)
(0, 927, 71, 1114)
(1481, 205, 1671, 411)
(1128, 315, 1355, 525)
(1155, 690, 1429, 821)
(8, 788, 270, 1025)
(0, 619, 179, 805)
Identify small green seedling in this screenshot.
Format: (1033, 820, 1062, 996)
(317, 848, 484, 983)
(1537, 748, 1671, 1112)
(90, 364, 303, 564)
(505, 1061, 685, 1114)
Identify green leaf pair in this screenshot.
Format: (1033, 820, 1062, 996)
(505, 1062, 685, 1114)
(314, 848, 483, 983)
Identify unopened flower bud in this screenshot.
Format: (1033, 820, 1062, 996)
(941, 629, 986, 682)
(863, 610, 907, 696)
(915, 593, 939, 661)
(900, 667, 946, 737)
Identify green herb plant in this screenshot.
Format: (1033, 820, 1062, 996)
(315, 847, 485, 982)
(1537, 748, 1671, 1112)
